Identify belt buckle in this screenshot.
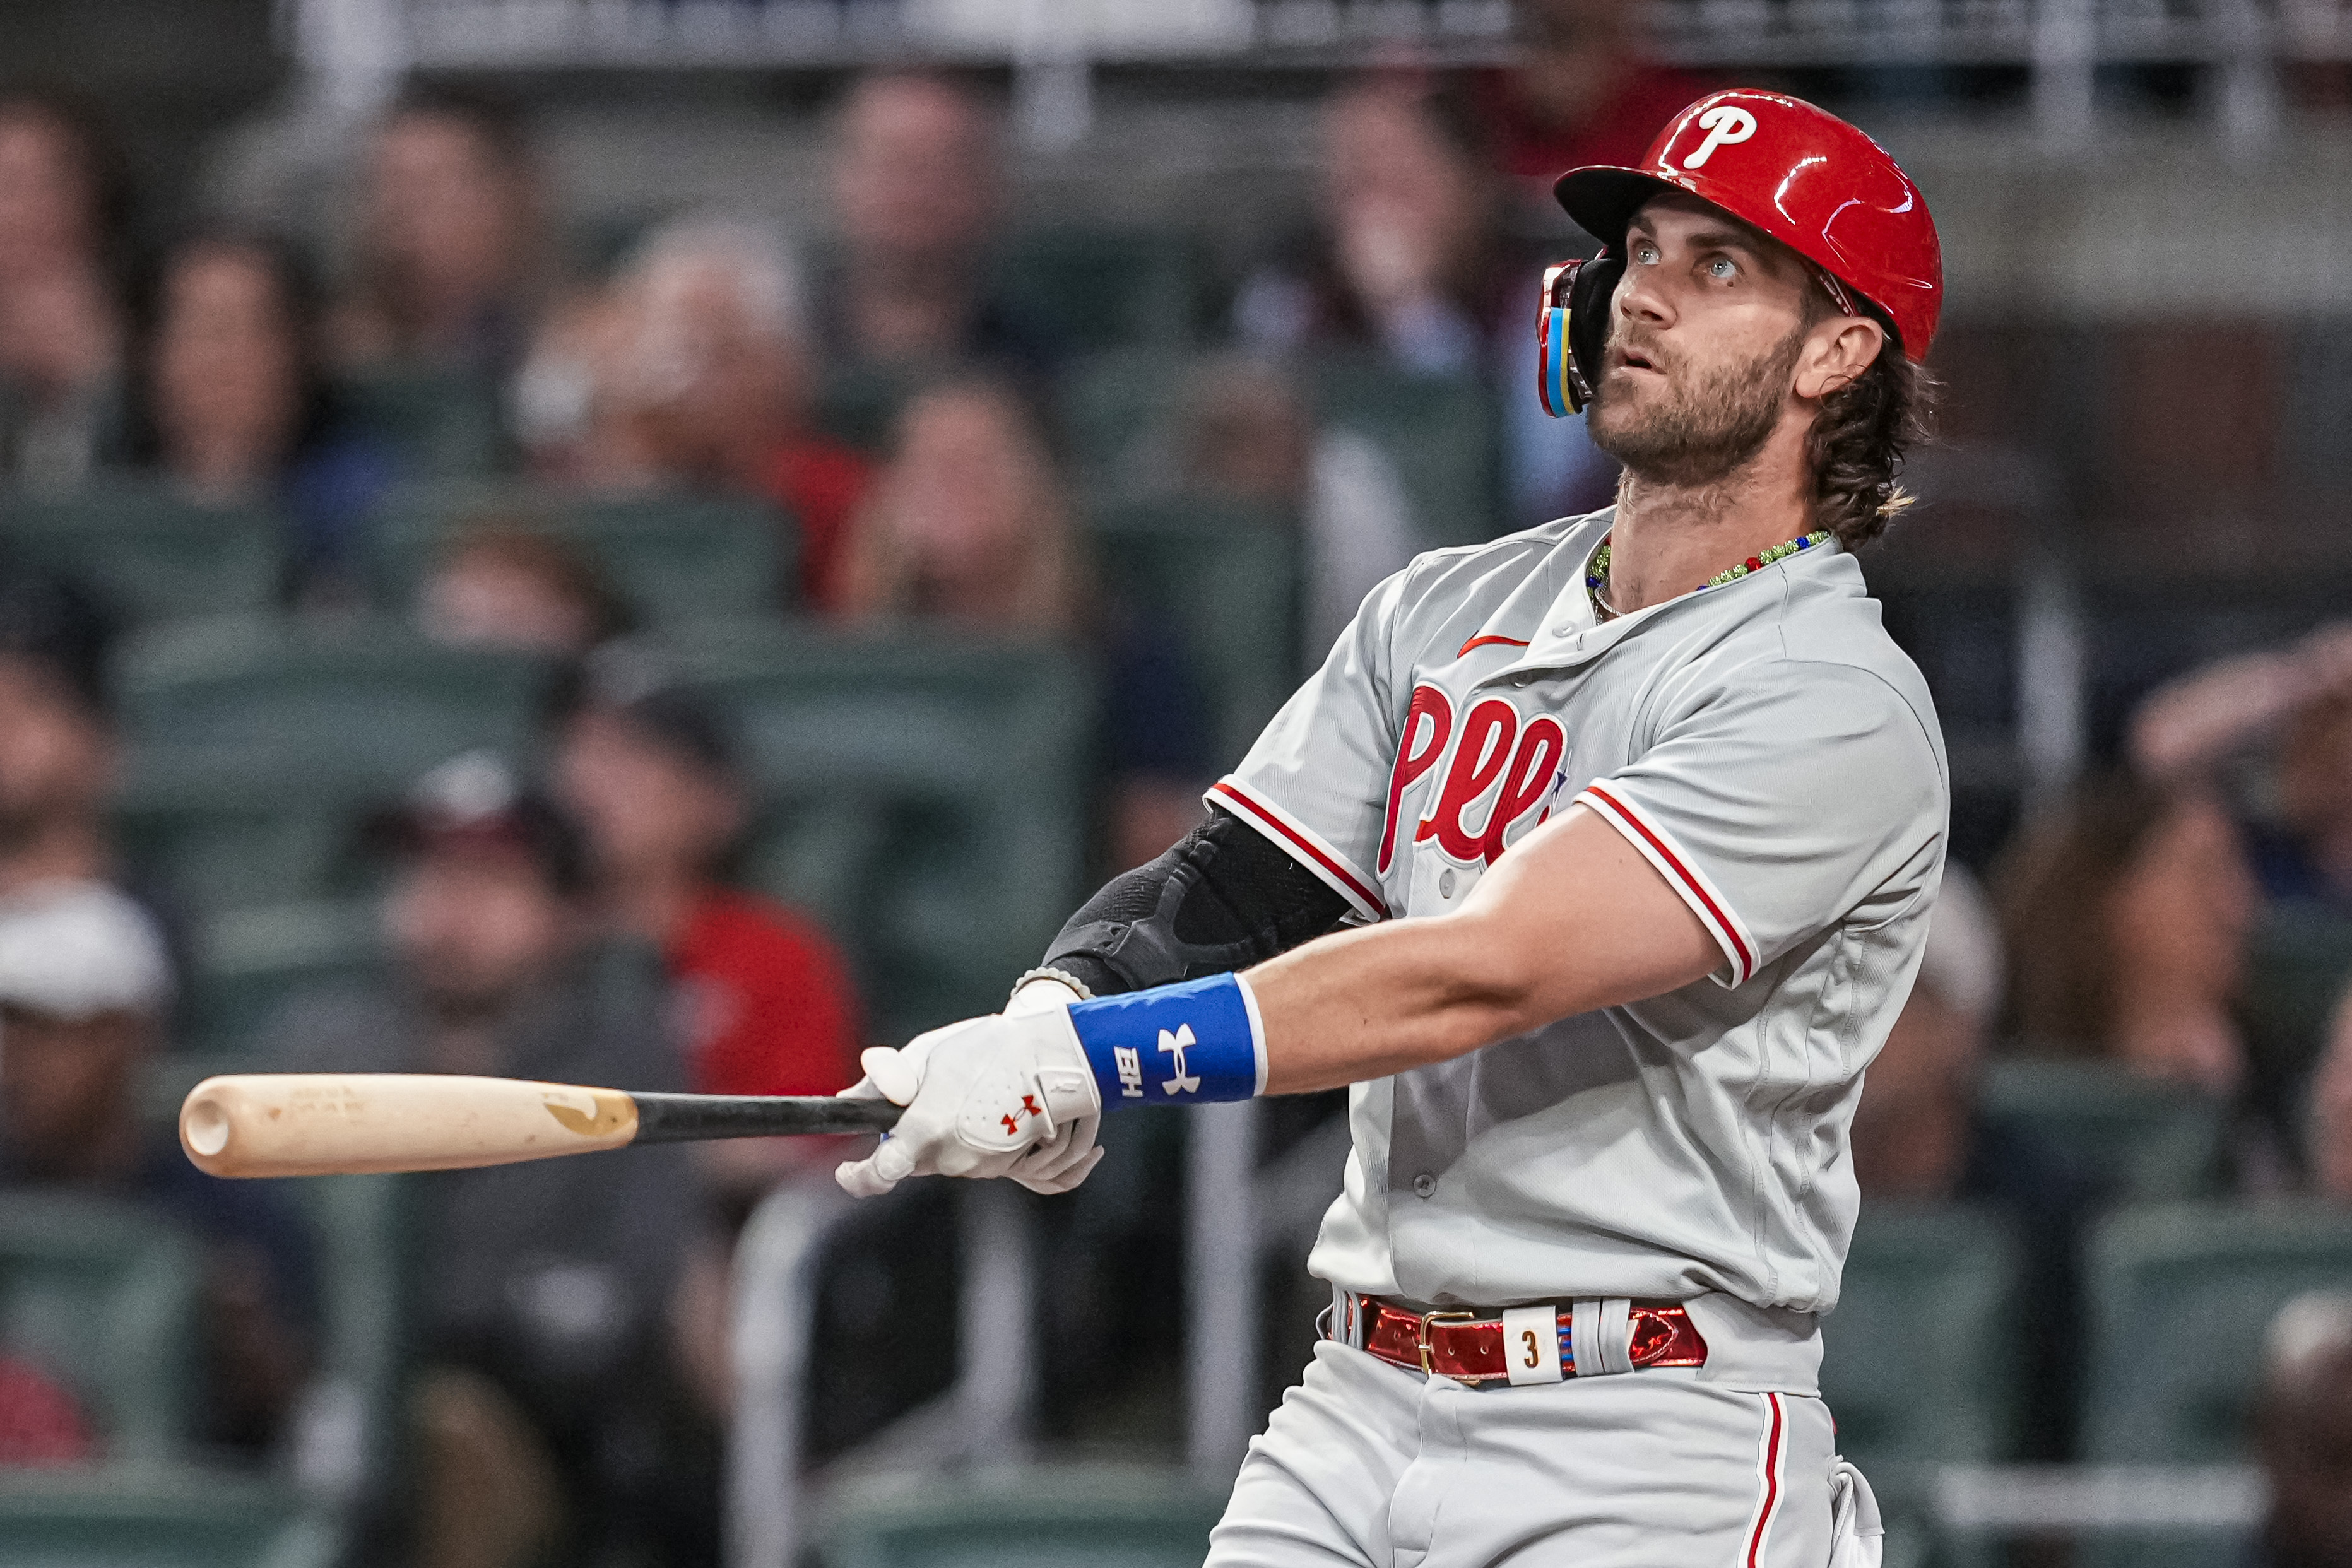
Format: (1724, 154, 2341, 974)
(1416, 1309, 1476, 1375)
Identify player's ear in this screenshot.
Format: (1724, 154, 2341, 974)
(1794, 316, 1885, 401)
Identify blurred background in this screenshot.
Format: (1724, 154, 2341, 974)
(0, 1, 2350, 1565)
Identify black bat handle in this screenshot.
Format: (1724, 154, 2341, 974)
(630, 1092, 904, 1142)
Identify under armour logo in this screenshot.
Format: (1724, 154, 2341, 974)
(1158, 1025, 1201, 1095)
(1000, 1093, 1044, 1137)
(1682, 105, 1757, 170)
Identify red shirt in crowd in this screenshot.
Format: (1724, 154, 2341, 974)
(765, 434, 877, 614)
(668, 889, 863, 1097)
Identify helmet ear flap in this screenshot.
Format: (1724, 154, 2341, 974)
(1535, 251, 1624, 417)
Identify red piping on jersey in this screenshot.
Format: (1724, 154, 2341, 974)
(1209, 782, 1387, 919)
(1747, 1393, 1785, 1567)
(1457, 634, 1532, 657)
(1581, 784, 1756, 981)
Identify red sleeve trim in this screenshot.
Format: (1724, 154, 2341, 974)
(1576, 783, 1758, 985)
(1207, 780, 1388, 922)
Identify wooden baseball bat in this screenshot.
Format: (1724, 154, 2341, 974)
(179, 1073, 904, 1179)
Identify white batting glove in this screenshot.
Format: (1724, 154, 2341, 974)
(834, 1006, 1102, 1199)
(999, 976, 1107, 1194)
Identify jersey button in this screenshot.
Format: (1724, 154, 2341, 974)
(1439, 869, 1457, 898)
(1412, 1174, 1437, 1199)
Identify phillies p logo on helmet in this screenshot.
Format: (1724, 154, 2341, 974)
(1682, 105, 1758, 170)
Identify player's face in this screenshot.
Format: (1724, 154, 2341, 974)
(1585, 194, 1820, 486)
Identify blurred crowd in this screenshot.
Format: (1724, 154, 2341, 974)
(0, 9, 2345, 1565)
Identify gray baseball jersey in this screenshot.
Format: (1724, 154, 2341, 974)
(1213, 507, 1947, 1327)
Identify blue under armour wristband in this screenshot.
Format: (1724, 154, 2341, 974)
(1067, 972, 1267, 1107)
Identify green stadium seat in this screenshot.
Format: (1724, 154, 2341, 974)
(815, 362, 930, 455)
(2081, 1201, 2352, 1462)
(1822, 1203, 2023, 1468)
(178, 900, 384, 1060)
(1090, 498, 1301, 769)
(1056, 349, 1186, 498)
(365, 481, 794, 626)
(1306, 354, 1502, 549)
(333, 363, 507, 476)
(1977, 1059, 2226, 1203)
(990, 228, 1211, 354)
(674, 626, 1094, 1040)
(818, 1465, 1226, 1568)
(0, 1469, 339, 1568)
(0, 1196, 201, 1461)
(112, 618, 554, 914)
(0, 480, 280, 626)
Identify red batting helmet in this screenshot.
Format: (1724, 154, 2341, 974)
(1552, 90, 1942, 361)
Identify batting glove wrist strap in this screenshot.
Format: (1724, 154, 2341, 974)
(1067, 972, 1267, 1108)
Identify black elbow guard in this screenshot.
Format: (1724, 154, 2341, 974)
(1041, 807, 1352, 996)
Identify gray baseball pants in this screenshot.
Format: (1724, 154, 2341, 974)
(1206, 1339, 1840, 1568)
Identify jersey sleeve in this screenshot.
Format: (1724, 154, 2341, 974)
(1209, 569, 1411, 923)
(1574, 661, 1946, 987)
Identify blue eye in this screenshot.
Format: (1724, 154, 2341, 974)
(1633, 243, 1660, 265)
(1707, 257, 1737, 280)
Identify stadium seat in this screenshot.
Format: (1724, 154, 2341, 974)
(817, 1465, 1225, 1568)
(291, 1174, 413, 1504)
(365, 481, 795, 626)
(1056, 348, 1189, 499)
(1821, 1203, 2023, 1468)
(0, 481, 280, 626)
(1090, 498, 1302, 768)
(673, 626, 1094, 1040)
(2080, 1200, 2352, 1463)
(0, 1195, 200, 1461)
(112, 618, 555, 914)
(0, 1468, 340, 1568)
(1306, 354, 1503, 549)
(990, 227, 1212, 354)
(333, 363, 508, 476)
(1977, 1059, 2226, 1203)
(176, 900, 384, 1059)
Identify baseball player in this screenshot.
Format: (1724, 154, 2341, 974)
(837, 90, 1945, 1568)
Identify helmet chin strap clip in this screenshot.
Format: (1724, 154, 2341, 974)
(1535, 252, 1622, 418)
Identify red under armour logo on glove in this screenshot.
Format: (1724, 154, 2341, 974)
(999, 1094, 1046, 1136)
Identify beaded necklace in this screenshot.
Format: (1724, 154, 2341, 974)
(1585, 529, 1831, 622)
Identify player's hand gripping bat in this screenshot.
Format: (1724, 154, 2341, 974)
(179, 1073, 905, 1178)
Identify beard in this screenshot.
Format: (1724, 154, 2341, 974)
(1585, 319, 1806, 488)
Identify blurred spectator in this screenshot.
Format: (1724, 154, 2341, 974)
(607, 215, 876, 609)
(1850, 867, 2090, 1458)
(0, 92, 131, 489)
(549, 653, 860, 1106)
(818, 72, 1056, 379)
(2309, 986, 2352, 1200)
(1159, 356, 1417, 659)
(120, 230, 397, 597)
(1234, 78, 1506, 380)
(1472, 0, 1716, 196)
(0, 570, 123, 900)
(2132, 623, 2352, 909)
(0, 880, 316, 1456)
(417, 521, 631, 658)
(838, 379, 1214, 868)
(333, 87, 549, 380)
(261, 752, 711, 1564)
(1995, 774, 2258, 1094)
(2254, 1292, 2352, 1568)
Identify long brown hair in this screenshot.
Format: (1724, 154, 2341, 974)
(1992, 772, 2179, 1052)
(1804, 293, 1937, 548)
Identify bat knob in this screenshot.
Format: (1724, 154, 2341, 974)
(182, 1090, 232, 1158)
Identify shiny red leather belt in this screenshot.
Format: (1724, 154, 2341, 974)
(1332, 1292, 1708, 1385)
